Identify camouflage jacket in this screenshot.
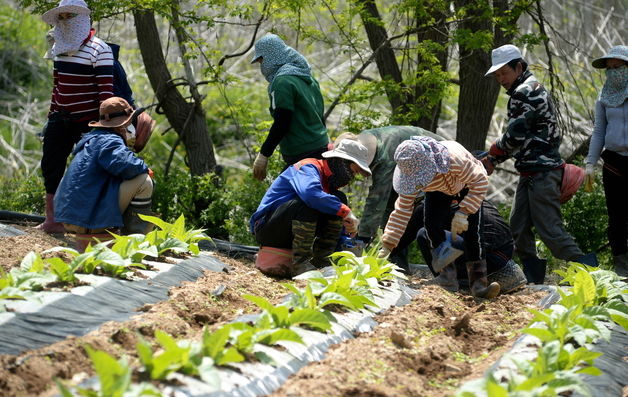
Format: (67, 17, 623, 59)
(495, 71, 564, 173)
(358, 126, 441, 239)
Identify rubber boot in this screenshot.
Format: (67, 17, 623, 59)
(291, 220, 317, 276)
(521, 257, 547, 284)
(466, 260, 500, 299)
(613, 253, 628, 277)
(312, 218, 343, 268)
(572, 252, 599, 267)
(488, 259, 527, 294)
(426, 263, 459, 292)
(121, 201, 155, 235)
(389, 246, 410, 274)
(36, 193, 65, 233)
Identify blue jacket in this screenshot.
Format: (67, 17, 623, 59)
(54, 129, 148, 229)
(249, 159, 350, 233)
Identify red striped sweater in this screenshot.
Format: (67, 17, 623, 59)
(382, 141, 488, 248)
(49, 30, 114, 123)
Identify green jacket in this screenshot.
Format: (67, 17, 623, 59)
(358, 126, 442, 239)
(269, 75, 328, 156)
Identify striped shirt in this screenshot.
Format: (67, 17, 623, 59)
(382, 141, 488, 248)
(49, 30, 114, 123)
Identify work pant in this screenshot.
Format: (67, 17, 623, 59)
(424, 191, 482, 262)
(41, 115, 91, 194)
(255, 192, 346, 249)
(64, 173, 153, 234)
(602, 150, 628, 256)
(510, 168, 582, 261)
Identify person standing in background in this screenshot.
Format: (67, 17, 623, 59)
(250, 34, 329, 180)
(38, 0, 114, 233)
(584, 45, 628, 276)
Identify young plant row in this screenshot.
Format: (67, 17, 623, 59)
(56, 249, 406, 396)
(458, 263, 628, 397)
(0, 215, 210, 308)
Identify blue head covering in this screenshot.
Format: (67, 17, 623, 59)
(251, 34, 311, 86)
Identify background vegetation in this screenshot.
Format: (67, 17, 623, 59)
(0, 0, 624, 264)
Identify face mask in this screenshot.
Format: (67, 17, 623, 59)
(260, 60, 279, 83)
(606, 65, 628, 88)
(328, 158, 355, 190)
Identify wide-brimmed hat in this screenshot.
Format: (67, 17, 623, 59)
(592, 45, 628, 69)
(485, 44, 523, 76)
(322, 139, 372, 176)
(42, 0, 90, 26)
(89, 97, 134, 128)
(392, 136, 450, 195)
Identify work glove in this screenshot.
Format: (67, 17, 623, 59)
(343, 211, 360, 235)
(583, 163, 595, 192)
(450, 211, 468, 240)
(253, 153, 268, 181)
(377, 246, 391, 258)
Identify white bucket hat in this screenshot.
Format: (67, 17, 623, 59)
(485, 44, 523, 76)
(322, 139, 372, 176)
(42, 0, 90, 26)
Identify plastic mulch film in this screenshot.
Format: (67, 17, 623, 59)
(0, 222, 25, 237)
(458, 285, 628, 397)
(0, 254, 227, 355)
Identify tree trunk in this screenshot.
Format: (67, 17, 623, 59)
(133, 10, 216, 176)
(455, 0, 522, 151)
(356, 0, 407, 119)
(414, 3, 450, 132)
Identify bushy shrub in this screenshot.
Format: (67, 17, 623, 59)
(0, 173, 45, 215)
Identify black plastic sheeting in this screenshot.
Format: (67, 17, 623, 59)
(0, 255, 226, 356)
(199, 238, 259, 260)
(0, 222, 25, 237)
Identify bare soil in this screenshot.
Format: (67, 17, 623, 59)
(0, 225, 543, 397)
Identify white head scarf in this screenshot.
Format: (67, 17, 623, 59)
(52, 14, 91, 57)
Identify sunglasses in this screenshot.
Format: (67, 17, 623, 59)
(57, 13, 78, 21)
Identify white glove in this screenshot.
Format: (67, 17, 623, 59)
(584, 163, 595, 192)
(450, 211, 468, 240)
(253, 153, 268, 181)
(343, 211, 360, 235)
(377, 246, 391, 258)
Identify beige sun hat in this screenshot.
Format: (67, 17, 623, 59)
(42, 0, 90, 26)
(322, 139, 372, 176)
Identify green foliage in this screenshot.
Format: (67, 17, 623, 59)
(0, 173, 45, 215)
(141, 214, 210, 255)
(243, 294, 332, 332)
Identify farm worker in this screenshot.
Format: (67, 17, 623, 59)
(38, 0, 114, 233)
(584, 45, 628, 276)
(379, 136, 501, 299)
(394, 197, 527, 294)
(250, 33, 330, 180)
(54, 97, 156, 235)
(250, 139, 371, 278)
(333, 126, 443, 269)
(485, 44, 597, 283)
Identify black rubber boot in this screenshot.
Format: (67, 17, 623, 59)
(312, 218, 343, 268)
(521, 257, 547, 284)
(121, 201, 155, 235)
(426, 263, 459, 292)
(291, 220, 317, 276)
(466, 260, 500, 299)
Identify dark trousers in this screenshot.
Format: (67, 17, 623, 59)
(282, 145, 329, 167)
(424, 191, 482, 262)
(41, 116, 90, 194)
(602, 150, 628, 256)
(255, 192, 346, 249)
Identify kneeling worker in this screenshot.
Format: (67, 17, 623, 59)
(55, 97, 155, 238)
(250, 139, 371, 277)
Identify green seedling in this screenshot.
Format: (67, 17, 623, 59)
(243, 294, 332, 332)
(107, 233, 158, 264)
(56, 345, 160, 397)
(140, 214, 211, 256)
